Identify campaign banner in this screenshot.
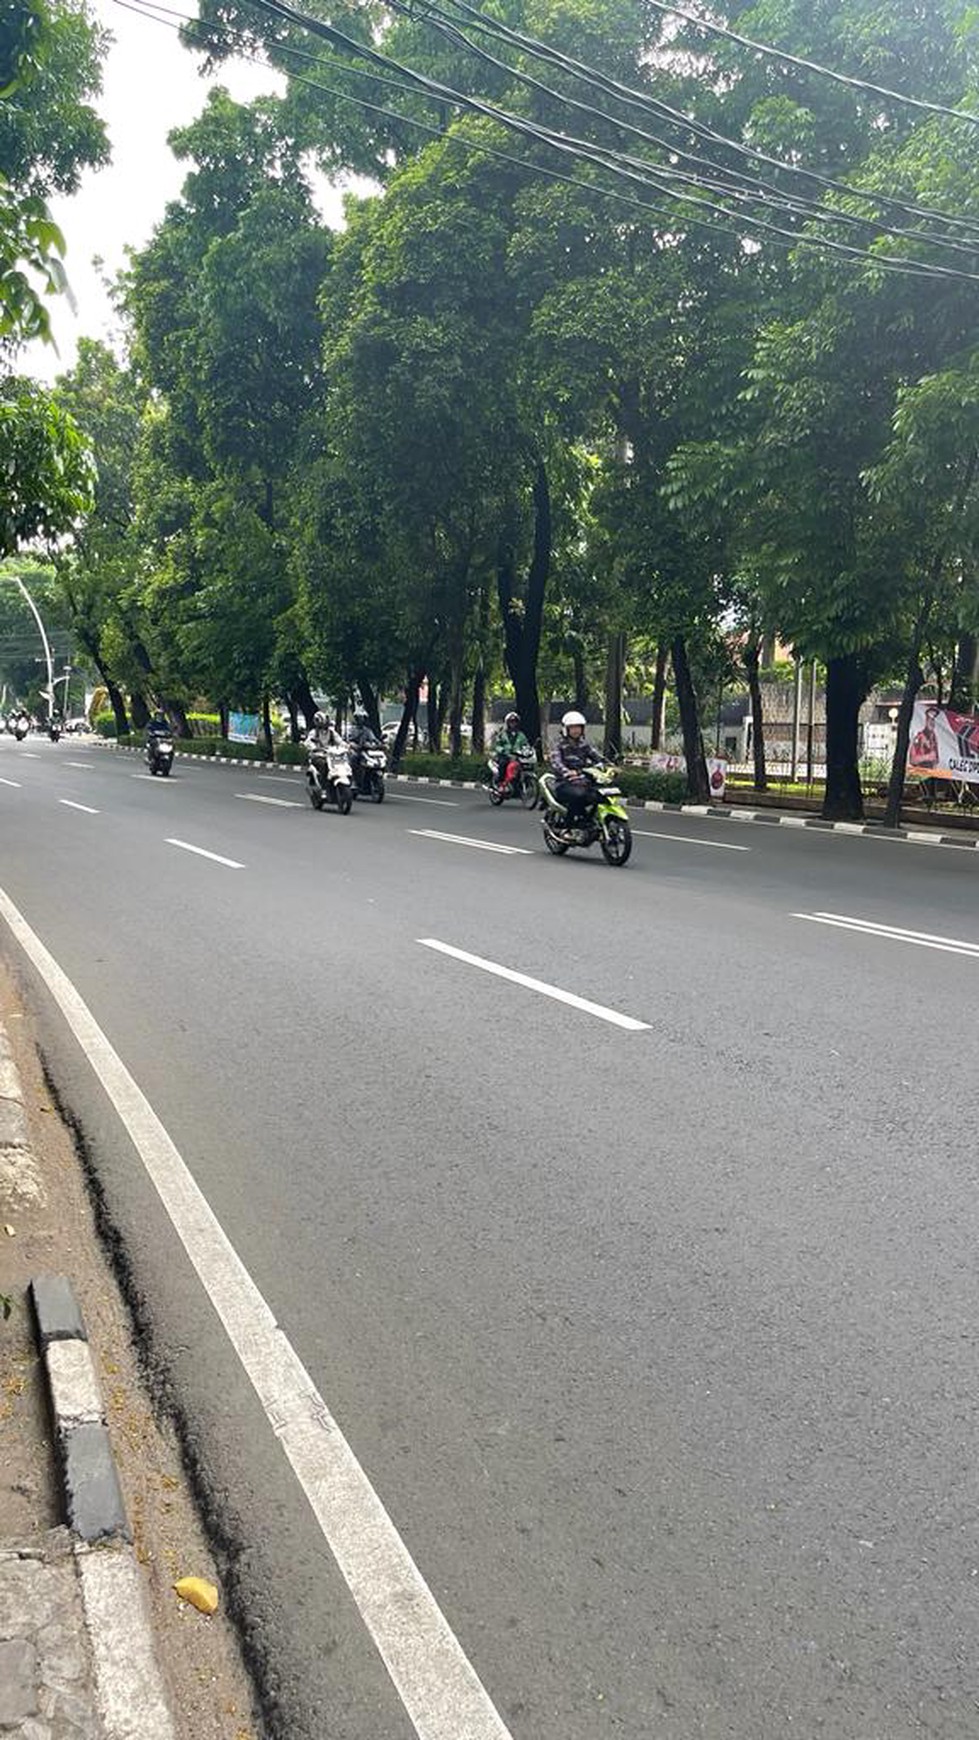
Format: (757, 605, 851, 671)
(228, 710, 259, 744)
(650, 751, 726, 797)
(907, 701, 979, 784)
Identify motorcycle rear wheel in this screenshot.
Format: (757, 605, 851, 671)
(542, 821, 569, 855)
(487, 783, 504, 806)
(600, 816, 632, 866)
(309, 787, 324, 810)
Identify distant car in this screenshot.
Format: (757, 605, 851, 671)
(66, 717, 90, 734)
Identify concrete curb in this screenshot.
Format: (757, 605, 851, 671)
(94, 741, 979, 849)
(28, 1275, 177, 1738)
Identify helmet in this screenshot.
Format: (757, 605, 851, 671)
(505, 711, 520, 729)
(313, 710, 328, 728)
(562, 710, 587, 729)
(352, 708, 368, 724)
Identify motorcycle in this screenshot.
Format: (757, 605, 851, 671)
(146, 733, 174, 777)
(306, 742, 354, 814)
(13, 718, 29, 742)
(487, 745, 539, 809)
(538, 765, 632, 866)
(48, 722, 61, 742)
(349, 740, 387, 802)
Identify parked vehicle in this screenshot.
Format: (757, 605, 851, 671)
(306, 742, 354, 814)
(349, 741, 387, 802)
(487, 745, 539, 809)
(538, 765, 632, 866)
(145, 732, 174, 776)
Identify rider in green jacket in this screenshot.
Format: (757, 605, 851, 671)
(492, 712, 530, 791)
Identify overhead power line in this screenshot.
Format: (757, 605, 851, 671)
(632, 0, 979, 126)
(434, 0, 979, 240)
(403, 0, 979, 262)
(114, 0, 979, 283)
(240, 0, 979, 281)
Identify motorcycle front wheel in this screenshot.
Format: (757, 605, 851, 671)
(600, 816, 632, 866)
(160, 761, 171, 777)
(519, 772, 539, 810)
(337, 787, 353, 815)
(373, 775, 385, 803)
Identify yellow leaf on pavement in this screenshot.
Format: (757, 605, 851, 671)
(173, 1576, 219, 1615)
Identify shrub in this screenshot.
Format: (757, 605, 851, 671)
(118, 733, 273, 760)
(616, 768, 688, 805)
(398, 751, 487, 782)
(274, 741, 307, 766)
(93, 711, 117, 738)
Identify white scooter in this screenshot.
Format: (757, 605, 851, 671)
(305, 742, 354, 814)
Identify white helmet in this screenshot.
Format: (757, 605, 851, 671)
(562, 710, 587, 729)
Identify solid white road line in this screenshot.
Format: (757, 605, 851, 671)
(0, 777, 21, 788)
(418, 938, 650, 1030)
(793, 911, 979, 958)
(409, 829, 531, 855)
(0, 884, 514, 1740)
(235, 793, 302, 809)
(165, 838, 244, 869)
(633, 829, 749, 853)
(387, 792, 459, 807)
(59, 799, 99, 815)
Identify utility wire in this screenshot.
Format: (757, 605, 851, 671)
(630, 0, 979, 126)
(114, 0, 979, 283)
(239, 0, 979, 281)
(435, 0, 979, 240)
(403, 0, 979, 261)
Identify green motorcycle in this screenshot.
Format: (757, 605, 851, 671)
(538, 766, 632, 866)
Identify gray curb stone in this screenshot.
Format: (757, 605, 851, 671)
(63, 1425, 131, 1545)
(31, 1274, 88, 1345)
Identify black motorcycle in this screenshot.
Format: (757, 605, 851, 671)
(349, 740, 387, 802)
(146, 732, 174, 776)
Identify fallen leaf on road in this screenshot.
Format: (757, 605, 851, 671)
(174, 1576, 219, 1615)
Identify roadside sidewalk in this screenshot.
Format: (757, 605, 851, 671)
(0, 966, 258, 1740)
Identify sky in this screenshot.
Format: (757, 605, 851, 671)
(25, 0, 346, 382)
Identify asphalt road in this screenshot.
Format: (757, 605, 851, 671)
(2, 735, 978, 1740)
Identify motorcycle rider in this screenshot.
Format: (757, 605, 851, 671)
(492, 711, 530, 791)
(145, 708, 170, 744)
(305, 709, 343, 762)
(347, 707, 380, 765)
(551, 710, 604, 824)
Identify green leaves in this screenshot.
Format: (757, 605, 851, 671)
(0, 378, 95, 557)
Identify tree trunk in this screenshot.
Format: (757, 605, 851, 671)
(284, 695, 299, 743)
(105, 679, 129, 737)
(650, 643, 668, 750)
(470, 583, 489, 754)
(743, 638, 768, 792)
(447, 627, 466, 759)
(262, 693, 274, 758)
(572, 644, 589, 712)
(497, 456, 551, 755)
(950, 632, 979, 709)
(823, 653, 870, 821)
(294, 670, 318, 731)
(603, 631, 625, 760)
(672, 635, 709, 802)
(426, 678, 446, 753)
(129, 691, 150, 730)
(219, 700, 230, 740)
(392, 669, 422, 768)
(164, 697, 190, 738)
(356, 674, 382, 737)
(884, 647, 925, 829)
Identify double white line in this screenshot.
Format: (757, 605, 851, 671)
(794, 911, 979, 958)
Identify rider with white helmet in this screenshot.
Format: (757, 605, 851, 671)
(551, 709, 603, 822)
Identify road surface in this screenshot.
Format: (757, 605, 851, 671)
(1, 736, 977, 1739)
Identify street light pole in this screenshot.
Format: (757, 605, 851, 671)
(6, 573, 54, 720)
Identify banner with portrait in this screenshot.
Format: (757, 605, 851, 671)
(907, 702, 979, 785)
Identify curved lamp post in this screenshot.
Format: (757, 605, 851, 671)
(5, 572, 55, 720)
